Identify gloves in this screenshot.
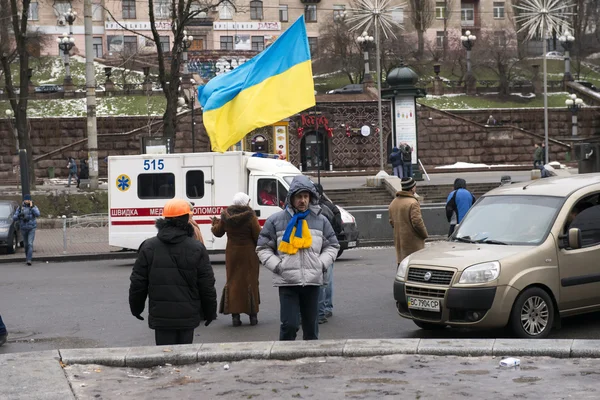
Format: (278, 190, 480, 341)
(204, 319, 213, 327)
(133, 314, 144, 321)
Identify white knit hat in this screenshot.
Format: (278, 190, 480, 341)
(232, 192, 251, 206)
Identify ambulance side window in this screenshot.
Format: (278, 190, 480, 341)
(138, 173, 175, 199)
(186, 170, 205, 198)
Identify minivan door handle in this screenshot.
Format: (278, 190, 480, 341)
(204, 179, 214, 185)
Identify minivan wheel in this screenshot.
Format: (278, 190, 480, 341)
(6, 233, 17, 254)
(413, 320, 446, 330)
(510, 287, 554, 339)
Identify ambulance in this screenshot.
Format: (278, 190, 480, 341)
(108, 151, 359, 255)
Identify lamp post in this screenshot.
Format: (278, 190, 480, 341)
(182, 31, 193, 76)
(355, 31, 374, 83)
(558, 31, 575, 82)
(461, 30, 476, 94)
(64, 8, 77, 35)
(191, 79, 197, 153)
(5, 109, 30, 198)
(565, 93, 583, 136)
(433, 64, 444, 95)
(57, 32, 75, 85)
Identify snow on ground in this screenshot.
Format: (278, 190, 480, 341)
(435, 162, 524, 169)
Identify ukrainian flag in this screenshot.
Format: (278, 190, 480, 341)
(198, 16, 315, 152)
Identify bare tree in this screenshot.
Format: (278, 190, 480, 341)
(409, 0, 435, 58)
(441, 0, 454, 58)
(473, 31, 523, 96)
(316, 18, 363, 84)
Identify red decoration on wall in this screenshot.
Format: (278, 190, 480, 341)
(345, 126, 351, 137)
(300, 113, 335, 137)
(325, 127, 334, 138)
(297, 127, 305, 138)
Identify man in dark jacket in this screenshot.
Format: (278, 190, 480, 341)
(401, 144, 413, 178)
(129, 198, 217, 346)
(389, 147, 403, 178)
(77, 159, 89, 188)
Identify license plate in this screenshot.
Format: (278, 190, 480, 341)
(347, 241, 357, 248)
(407, 296, 440, 311)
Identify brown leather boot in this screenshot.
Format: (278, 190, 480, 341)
(249, 314, 258, 326)
(232, 314, 242, 327)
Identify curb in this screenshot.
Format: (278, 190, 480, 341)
(55, 339, 600, 368)
(0, 251, 137, 264)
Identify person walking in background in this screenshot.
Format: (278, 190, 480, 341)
(389, 147, 403, 178)
(76, 159, 89, 188)
(0, 314, 7, 347)
(66, 156, 78, 188)
(129, 198, 217, 346)
(486, 115, 497, 126)
(541, 142, 547, 163)
(13, 195, 40, 266)
(314, 183, 343, 324)
(533, 143, 543, 169)
(211, 192, 262, 327)
(256, 175, 339, 341)
(445, 178, 476, 237)
(389, 177, 428, 265)
(401, 144, 413, 178)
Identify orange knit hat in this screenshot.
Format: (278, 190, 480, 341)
(163, 198, 193, 218)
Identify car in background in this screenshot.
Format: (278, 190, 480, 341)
(576, 80, 598, 92)
(0, 200, 22, 254)
(327, 84, 364, 95)
(545, 51, 564, 59)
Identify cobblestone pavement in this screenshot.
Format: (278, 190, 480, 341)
(64, 354, 600, 399)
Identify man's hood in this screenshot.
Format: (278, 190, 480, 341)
(285, 175, 319, 207)
(155, 218, 193, 244)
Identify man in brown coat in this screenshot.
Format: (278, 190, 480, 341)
(389, 177, 428, 264)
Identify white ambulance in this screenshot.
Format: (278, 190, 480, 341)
(108, 151, 359, 255)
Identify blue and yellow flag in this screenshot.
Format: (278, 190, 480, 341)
(198, 16, 315, 152)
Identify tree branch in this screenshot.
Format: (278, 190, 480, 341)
(102, 6, 155, 42)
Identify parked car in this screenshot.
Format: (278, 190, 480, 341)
(576, 80, 598, 92)
(327, 84, 364, 95)
(0, 200, 22, 254)
(545, 51, 564, 59)
(394, 174, 600, 338)
(34, 85, 64, 94)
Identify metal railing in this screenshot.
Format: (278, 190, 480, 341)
(61, 213, 108, 254)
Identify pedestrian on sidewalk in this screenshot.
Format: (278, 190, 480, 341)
(445, 178, 476, 237)
(129, 198, 217, 346)
(66, 156, 78, 188)
(389, 147, 403, 178)
(256, 175, 339, 341)
(533, 143, 543, 169)
(0, 314, 7, 347)
(314, 183, 342, 324)
(389, 177, 428, 265)
(401, 144, 413, 178)
(76, 159, 89, 188)
(12, 195, 40, 266)
(211, 192, 261, 327)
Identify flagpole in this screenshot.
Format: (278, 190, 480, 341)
(315, 103, 321, 186)
(375, 16, 384, 172)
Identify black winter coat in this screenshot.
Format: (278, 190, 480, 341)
(129, 218, 217, 330)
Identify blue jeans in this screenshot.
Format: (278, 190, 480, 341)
(22, 228, 36, 262)
(278, 286, 320, 341)
(319, 263, 334, 318)
(392, 166, 403, 178)
(403, 163, 413, 178)
(0, 314, 6, 336)
(67, 172, 78, 187)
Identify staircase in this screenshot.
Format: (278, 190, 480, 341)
(326, 187, 393, 207)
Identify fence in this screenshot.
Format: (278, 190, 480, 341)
(60, 213, 110, 254)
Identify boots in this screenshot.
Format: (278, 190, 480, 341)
(232, 314, 242, 327)
(249, 314, 258, 326)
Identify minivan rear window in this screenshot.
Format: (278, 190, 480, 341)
(138, 173, 175, 199)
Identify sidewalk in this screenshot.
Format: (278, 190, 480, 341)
(3, 339, 600, 399)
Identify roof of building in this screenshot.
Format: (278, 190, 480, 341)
(316, 86, 380, 103)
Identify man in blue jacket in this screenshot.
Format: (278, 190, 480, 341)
(389, 147, 403, 178)
(446, 178, 476, 237)
(13, 194, 41, 265)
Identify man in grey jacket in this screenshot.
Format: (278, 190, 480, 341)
(256, 175, 339, 341)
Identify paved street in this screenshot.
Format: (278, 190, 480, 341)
(4, 247, 600, 356)
(63, 354, 600, 399)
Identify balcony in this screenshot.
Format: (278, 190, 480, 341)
(187, 17, 214, 27)
(300, 0, 321, 3)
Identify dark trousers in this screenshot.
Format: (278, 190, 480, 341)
(448, 224, 456, 237)
(0, 314, 6, 336)
(403, 163, 413, 178)
(154, 329, 194, 346)
(279, 286, 320, 341)
(533, 160, 542, 169)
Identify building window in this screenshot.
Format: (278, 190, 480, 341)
(93, 37, 103, 58)
(493, 2, 505, 19)
(461, 3, 474, 26)
(494, 31, 506, 46)
(122, 0, 136, 19)
(219, 2, 234, 19)
(154, 0, 170, 19)
(92, 0, 103, 21)
(251, 36, 264, 51)
(391, 8, 404, 24)
(28, 2, 39, 20)
(279, 5, 288, 22)
(190, 38, 204, 51)
(436, 31, 444, 48)
(220, 36, 234, 50)
(138, 173, 175, 199)
(435, 2, 446, 19)
(250, 0, 263, 20)
(333, 4, 345, 20)
(159, 36, 170, 52)
(308, 37, 318, 56)
(305, 5, 317, 22)
(123, 36, 138, 54)
(186, 171, 205, 198)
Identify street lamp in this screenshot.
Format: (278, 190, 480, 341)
(57, 32, 76, 84)
(558, 31, 575, 81)
(461, 30, 476, 94)
(565, 93, 583, 136)
(5, 109, 30, 198)
(64, 8, 77, 35)
(356, 31, 374, 83)
(182, 30, 193, 76)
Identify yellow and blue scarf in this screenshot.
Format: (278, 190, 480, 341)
(278, 209, 312, 255)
